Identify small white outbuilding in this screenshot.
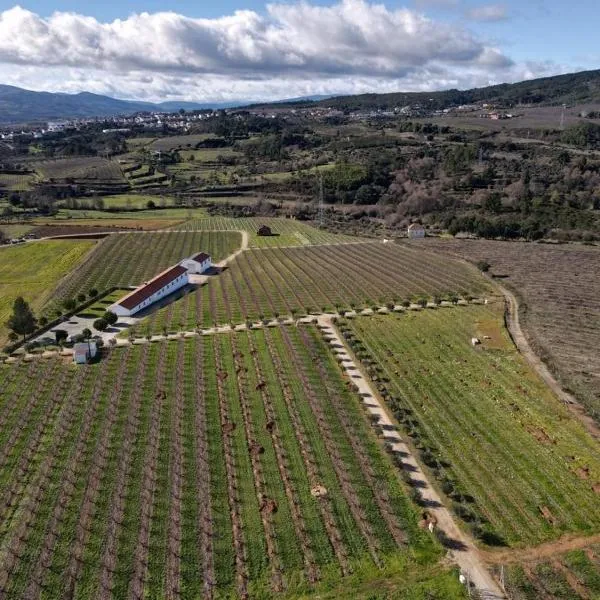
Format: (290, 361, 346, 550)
(407, 223, 425, 239)
(73, 340, 98, 364)
(179, 252, 212, 274)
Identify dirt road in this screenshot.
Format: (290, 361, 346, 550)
(500, 283, 600, 441)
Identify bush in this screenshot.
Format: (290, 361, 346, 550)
(476, 260, 491, 272)
(63, 299, 76, 312)
(94, 318, 108, 331)
(104, 311, 118, 325)
(88, 288, 98, 298)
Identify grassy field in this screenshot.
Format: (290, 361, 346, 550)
(40, 206, 206, 222)
(49, 231, 242, 310)
(79, 195, 176, 210)
(0, 329, 466, 599)
(418, 238, 600, 423)
(0, 224, 35, 238)
(179, 148, 242, 162)
(174, 216, 364, 247)
(339, 303, 600, 547)
(129, 241, 490, 335)
(0, 240, 95, 345)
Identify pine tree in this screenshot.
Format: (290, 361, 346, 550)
(7, 297, 37, 340)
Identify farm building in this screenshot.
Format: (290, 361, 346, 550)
(73, 340, 98, 364)
(179, 252, 212, 274)
(257, 224, 273, 236)
(408, 223, 426, 239)
(110, 265, 189, 317)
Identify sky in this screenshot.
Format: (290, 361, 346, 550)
(0, 0, 598, 103)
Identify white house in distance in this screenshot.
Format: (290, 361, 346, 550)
(179, 252, 212, 274)
(407, 223, 426, 239)
(109, 252, 212, 318)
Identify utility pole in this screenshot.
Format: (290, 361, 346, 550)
(560, 103, 566, 131)
(318, 174, 324, 228)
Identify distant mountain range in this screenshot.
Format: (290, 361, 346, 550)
(2, 69, 600, 125)
(0, 86, 332, 125)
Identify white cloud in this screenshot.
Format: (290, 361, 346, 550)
(466, 3, 509, 22)
(0, 2, 559, 103)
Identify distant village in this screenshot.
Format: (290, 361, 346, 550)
(0, 101, 518, 141)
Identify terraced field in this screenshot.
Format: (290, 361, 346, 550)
(339, 303, 600, 547)
(34, 157, 125, 182)
(49, 231, 241, 309)
(173, 217, 361, 247)
(0, 240, 95, 345)
(417, 238, 600, 422)
(0, 328, 465, 599)
(0, 173, 36, 191)
(129, 242, 490, 335)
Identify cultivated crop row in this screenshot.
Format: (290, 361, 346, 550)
(34, 157, 125, 182)
(131, 241, 489, 335)
(339, 304, 600, 546)
(492, 544, 600, 599)
(173, 216, 360, 247)
(0, 327, 437, 598)
(49, 230, 241, 308)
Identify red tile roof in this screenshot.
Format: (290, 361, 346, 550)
(117, 265, 187, 311)
(190, 252, 211, 263)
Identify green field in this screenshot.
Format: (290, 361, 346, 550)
(0, 328, 466, 599)
(49, 231, 242, 310)
(174, 216, 363, 247)
(0, 240, 95, 345)
(82, 195, 176, 210)
(129, 241, 489, 335)
(179, 148, 242, 162)
(0, 224, 35, 238)
(338, 303, 600, 547)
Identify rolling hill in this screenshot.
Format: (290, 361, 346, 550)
(253, 68, 600, 111)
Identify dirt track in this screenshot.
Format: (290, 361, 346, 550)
(499, 282, 600, 441)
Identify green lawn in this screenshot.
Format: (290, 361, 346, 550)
(0, 240, 95, 345)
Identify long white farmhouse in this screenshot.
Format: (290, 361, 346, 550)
(109, 252, 212, 317)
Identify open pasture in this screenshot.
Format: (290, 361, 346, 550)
(0, 240, 95, 345)
(0, 328, 462, 599)
(174, 216, 363, 247)
(33, 157, 125, 182)
(130, 241, 489, 335)
(150, 134, 219, 152)
(49, 230, 241, 307)
(339, 303, 600, 547)
(418, 238, 600, 422)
